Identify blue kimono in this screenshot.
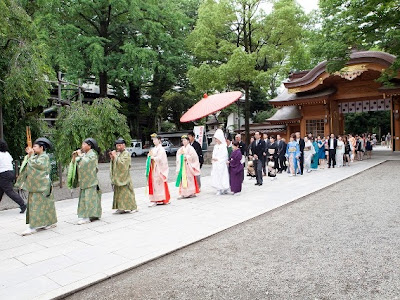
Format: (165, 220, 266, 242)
(286, 141, 300, 175)
(311, 141, 319, 169)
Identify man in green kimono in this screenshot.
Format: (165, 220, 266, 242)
(16, 138, 57, 236)
(110, 138, 137, 214)
(72, 138, 102, 225)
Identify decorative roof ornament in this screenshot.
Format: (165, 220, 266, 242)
(334, 64, 368, 81)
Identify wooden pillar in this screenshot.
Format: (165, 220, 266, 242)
(339, 113, 345, 135)
(300, 119, 306, 137)
(329, 100, 340, 136)
(299, 105, 306, 137)
(285, 123, 289, 140)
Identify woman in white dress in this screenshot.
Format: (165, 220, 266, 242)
(211, 129, 230, 195)
(303, 136, 316, 173)
(336, 136, 345, 167)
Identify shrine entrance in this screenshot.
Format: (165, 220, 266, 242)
(267, 51, 400, 151)
(339, 99, 392, 146)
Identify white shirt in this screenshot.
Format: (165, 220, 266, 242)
(330, 139, 334, 149)
(0, 151, 14, 173)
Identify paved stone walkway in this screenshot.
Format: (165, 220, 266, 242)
(0, 148, 398, 300)
(64, 161, 400, 300)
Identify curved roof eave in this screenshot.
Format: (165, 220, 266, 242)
(269, 87, 336, 106)
(284, 51, 396, 90)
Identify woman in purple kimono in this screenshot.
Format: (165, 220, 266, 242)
(229, 141, 244, 195)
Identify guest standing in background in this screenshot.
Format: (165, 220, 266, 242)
(276, 135, 287, 173)
(250, 131, 266, 186)
(311, 138, 319, 170)
(327, 134, 337, 168)
(303, 136, 315, 173)
(295, 132, 305, 175)
(286, 134, 300, 177)
(336, 136, 345, 167)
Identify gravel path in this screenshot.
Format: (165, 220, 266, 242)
(64, 161, 400, 300)
(0, 156, 211, 210)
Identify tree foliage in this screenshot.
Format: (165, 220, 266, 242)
(186, 0, 309, 142)
(344, 111, 390, 136)
(318, 0, 400, 78)
(54, 98, 131, 166)
(30, 0, 199, 138)
(0, 0, 51, 157)
(252, 108, 277, 124)
(157, 90, 196, 131)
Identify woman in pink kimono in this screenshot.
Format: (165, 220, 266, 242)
(147, 134, 170, 207)
(175, 135, 200, 199)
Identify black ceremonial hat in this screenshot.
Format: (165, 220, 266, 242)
(33, 137, 53, 150)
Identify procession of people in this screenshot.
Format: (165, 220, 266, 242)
(0, 129, 381, 236)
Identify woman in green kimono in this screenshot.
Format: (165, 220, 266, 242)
(16, 138, 57, 236)
(72, 138, 102, 225)
(110, 138, 137, 214)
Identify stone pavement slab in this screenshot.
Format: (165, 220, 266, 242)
(0, 148, 398, 300)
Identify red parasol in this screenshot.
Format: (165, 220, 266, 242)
(180, 91, 243, 123)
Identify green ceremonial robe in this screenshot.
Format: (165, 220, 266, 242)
(76, 149, 102, 219)
(15, 152, 57, 228)
(227, 145, 233, 159)
(110, 150, 137, 210)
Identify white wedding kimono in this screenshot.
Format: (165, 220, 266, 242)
(211, 129, 230, 192)
(336, 140, 345, 167)
(303, 140, 316, 171)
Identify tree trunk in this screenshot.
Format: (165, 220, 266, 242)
(128, 83, 141, 138)
(99, 72, 108, 98)
(0, 105, 3, 140)
(244, 84, 250, 145)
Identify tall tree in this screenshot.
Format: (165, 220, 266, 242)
(54, 98, 131, 165)
(187, 0, 308, 143)
(318, 0, 400, 78)
(31, 0, 198, 138)
(0, 0, 50, 157)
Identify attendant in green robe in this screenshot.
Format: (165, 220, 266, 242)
(110, 138, 137, 214)
(72, 138, 102, 225)
(226, 136, 233, 159)
(16, 138, 57, 236)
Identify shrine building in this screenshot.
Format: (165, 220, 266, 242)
(265, 50, 400, 151)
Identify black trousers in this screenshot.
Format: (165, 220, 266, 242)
(0, 171, 25, 207)
(262, 156, 266, 175)
(278, 155, 287, 171)
(255, 159, 264, 185)
(328, 149, 336, 167)
(299, 153, 304, 175)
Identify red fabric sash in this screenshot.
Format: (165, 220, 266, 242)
(194, 176, 200, 194)
(148, 164, 154, 195)
(163, 182, 170, 204)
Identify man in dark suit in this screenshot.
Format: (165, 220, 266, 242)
(327, 133, 338, 168)
(295, 132, 305, 175)
(188, 132, 204, 188)
(235, 134, 246, 156)
(235, 134, 246, 166)
(250, 131, 266, 186)
(276, 134, 287, 173)
(262, 133, 270, 175)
